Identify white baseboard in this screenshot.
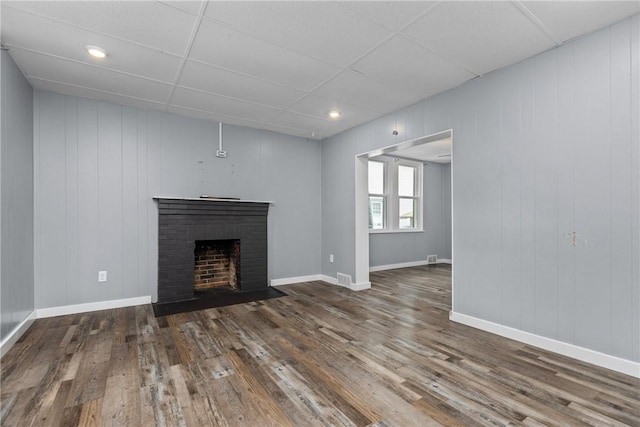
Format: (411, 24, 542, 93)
(1, 311, 37, 358)
(318, 274, 370, 291)
(350, 281, 371, 291)
(370, 260, 429, 272)
(450, 311, 640, 378)
(270, 275, 324, 286)
(320, 274, 338, 285)
(36, 295, 151, 319)
(370, 259, 451, 272)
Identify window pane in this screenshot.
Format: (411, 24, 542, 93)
(369, 196, 385, 229)
(368, 161, 384, 194)
(398, 165, 415, 196)
(399, 198, 416, 228)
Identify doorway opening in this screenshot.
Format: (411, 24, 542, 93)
(354, 129, 454, 308)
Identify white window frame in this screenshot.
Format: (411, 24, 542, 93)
(368, 160, 387, 230)
(369, 157, 423, 234)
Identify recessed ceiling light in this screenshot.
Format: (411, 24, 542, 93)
(85, 45, 107, 58)
(328, 110, 341, 119)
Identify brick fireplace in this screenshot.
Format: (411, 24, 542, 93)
(154, 198, 270, 303)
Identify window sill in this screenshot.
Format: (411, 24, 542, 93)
(369, 229, 424, 235)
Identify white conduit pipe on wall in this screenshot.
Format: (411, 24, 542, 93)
(217, 122, 227, 158)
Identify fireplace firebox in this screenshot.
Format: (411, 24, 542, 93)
(194, 239, 240, 291)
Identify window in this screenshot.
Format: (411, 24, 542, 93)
(398, 165, 418, 229)
(368, 158, 422, 232)
(368, 161, 386, 230)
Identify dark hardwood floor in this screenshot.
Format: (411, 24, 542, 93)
(1, 264, 638, 426)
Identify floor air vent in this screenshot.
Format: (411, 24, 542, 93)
(427, 255, 438, 264)
(337, 273, 352, 287)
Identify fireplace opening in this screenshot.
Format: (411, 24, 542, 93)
(194, 240, 240, 291)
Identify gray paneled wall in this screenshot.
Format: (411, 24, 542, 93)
(369, 162, 451, 267)
(33, 91, 321, 307)
(322, 16, 639, 363)
(1, 51, 34, 341)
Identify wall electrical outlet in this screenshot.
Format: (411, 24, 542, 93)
(329, 254, 334, 263)
(98, 271, 107, 282)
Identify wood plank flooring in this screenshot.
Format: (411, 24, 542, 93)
(1, 265, 638, 426)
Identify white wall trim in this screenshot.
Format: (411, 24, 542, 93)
(269, 274, 349, 288)
(36, 296, 151, 319)
(318, 274, 370, 291)
(354, 155, 370, 286)
(1, 311, 37, 357)
(370, 259, 451, 272)
(270, 275, 324, 286)
(370, 260, 428, 271)
(450, 311, 640, 378)
(350, 281, 371, 291)
(320, 274, 338, 285)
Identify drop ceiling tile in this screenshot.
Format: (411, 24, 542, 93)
(1, 7, 181, 83)
(259, 123, 320, 140)
(403, 1, 556, 75)
(9, 48, 173, 102)
(204, 2, 393, 66)
(171, 87, 281, 122)
(3, 0, 197, 55)
(159, 1, 204, 16)
(341, 1, 439, 31)
(178, 60, 305, 109)
(167, 105, 267, 130)
(312, 70, 424, 114)
(287, 93, 382, 127)
(190, 19, 340, 91)
(268, 111, 343, 136)
(522, 1, 640, 43)
(351, 35, 477, 97)
(3, 0, 635, 141)
(30, 77, 168, 112)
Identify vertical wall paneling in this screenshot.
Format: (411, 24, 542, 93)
(609, 19, 634, 360)
(37, 92, 67, 308)
(533, 51, 560, 340)
(571, 28, 612, 354)
(136, 110, 149, 299)
(0, 51, 34, 341)
(146, 112, 162, 302)
(122, 107, 139, 299)
(321, 16, 639, 363)
(97, 103, 124, 303)
(448, 104, 476, 315)
(500, 62, 523, 329)
(33, 94, 322, 307)
(321, 131, 356, 280)
(64, 95, 79, 306)
(556, 37, 577, 345)
(475, 78, 503, 324)
(76, 98, 99, 305)
(518, 56, 537, 333)
(631, 14, 640, 363)
(1, 46, 3, 334)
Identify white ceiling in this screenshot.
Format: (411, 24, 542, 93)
(2, 1, 638, 140)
